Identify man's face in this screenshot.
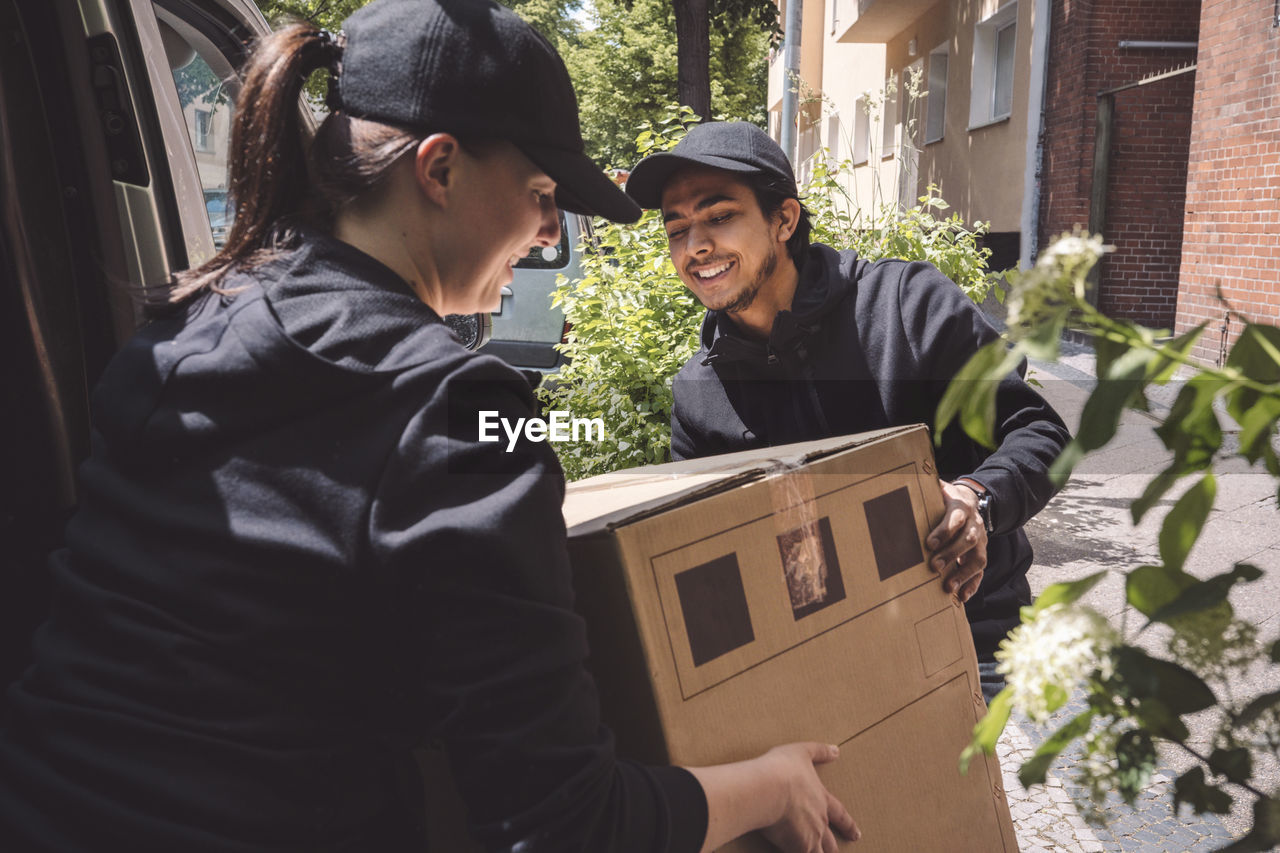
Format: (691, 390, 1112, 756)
(660, 166, 788, 314)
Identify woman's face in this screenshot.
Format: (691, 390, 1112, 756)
(438, 141, 561, 315)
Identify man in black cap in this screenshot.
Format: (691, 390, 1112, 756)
(625, 122, 1071, 697)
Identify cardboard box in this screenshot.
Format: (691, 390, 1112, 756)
(422, 425, 1016, 851)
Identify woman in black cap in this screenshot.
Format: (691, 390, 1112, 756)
(0, 1, 858, 851)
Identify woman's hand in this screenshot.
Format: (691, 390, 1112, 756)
(689, 741, 860, 852)
(757, 743, 859, 853)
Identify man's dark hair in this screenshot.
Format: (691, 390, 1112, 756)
(744, 172, 812, 267)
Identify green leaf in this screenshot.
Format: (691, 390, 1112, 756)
(1029, 570, 1106, 617)
(1047, 439, 1085, 487)
(1236, 394, 1280, 465)
(1173, 767, 1233, 816)
(1147, 562, 1260, 626)
(1225, 324, 1280, 425)
(1018, 709, 1094, 788)
(1132, 697, 1190, 741)
(1142, 323, 1206, 386)
(1153, 375, 1225, 474)
(1043, 682, 1069, 716)
(1208, 746, 1253, 785)
(1111, 646, 1216, 716)
(1126, 564, 1196, 618)
(1158, 473, 1216, 573)
(960, 687, 1012, 773)
(1227, 323, 1280, 376)
(1238, 689, 1280, 727)
(935, 339, 1022, 450)
(1075, 346, 1154, 453)
(1216, 796, 1280, 853)
(1019, 316, 1065, 362)
(1131, 466, 1184, 524)
(1092, 326, 1132, 383)
(1115, 729, 1157, 804)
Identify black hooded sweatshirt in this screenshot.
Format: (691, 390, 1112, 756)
(0, 229, 705, 852)
(671, 244, 1071, 657)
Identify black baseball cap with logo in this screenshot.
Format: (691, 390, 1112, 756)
(333, 0, 640, 224)
(624, 121, 799, 210)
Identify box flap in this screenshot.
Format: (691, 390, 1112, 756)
(564, 425, 925, 537)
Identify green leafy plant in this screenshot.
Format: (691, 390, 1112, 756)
(805, 162, 1001, 305)
(538, 108, 705, 481)
(946, 233, 1280, 851)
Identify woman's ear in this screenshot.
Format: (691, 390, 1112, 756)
(775, 197, 802, 243)
(413, 133, 461, 207)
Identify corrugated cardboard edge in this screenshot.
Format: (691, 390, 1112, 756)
(565, 425, 926, 538)
(569, 532, 672, 765)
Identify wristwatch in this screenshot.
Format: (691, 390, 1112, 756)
(956, 480, 995, 535)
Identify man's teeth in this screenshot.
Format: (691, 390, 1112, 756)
(696, 262, 730, 279)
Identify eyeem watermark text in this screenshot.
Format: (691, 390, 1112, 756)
(478, 411, 606, 452)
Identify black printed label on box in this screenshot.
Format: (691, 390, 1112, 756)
(674, 554, 756, 666)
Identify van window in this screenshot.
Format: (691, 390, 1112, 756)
(158, 13, 235, 248)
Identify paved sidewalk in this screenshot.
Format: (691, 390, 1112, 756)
(999, 705, 1237, 852)
(991, 336, 1280, 851)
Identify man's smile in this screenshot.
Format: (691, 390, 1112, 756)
(690, 260, 734, 282)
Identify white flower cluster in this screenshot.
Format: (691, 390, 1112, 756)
(1005, 232, 1110, 337)
(1036, 233, 1109, 273)
(995, 603, 1120, 723)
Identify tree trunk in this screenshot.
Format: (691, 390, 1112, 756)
(672, 0, 711, 120)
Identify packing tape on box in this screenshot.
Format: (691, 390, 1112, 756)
(767, 460, 839, 615)
(766, 458, 819, 534)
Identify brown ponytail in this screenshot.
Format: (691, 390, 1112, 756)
(161, 24, 420, 310)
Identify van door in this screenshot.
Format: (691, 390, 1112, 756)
(487, 211, 600, 377)
(0, 0, 269, 685)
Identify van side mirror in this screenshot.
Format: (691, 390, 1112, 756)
(442, 313, 491, 351)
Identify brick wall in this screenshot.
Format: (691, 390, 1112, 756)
(1038, 0, 1200, 328)
(1176, 1, 1280, 364)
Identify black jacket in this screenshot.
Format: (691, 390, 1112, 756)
(0, 229, 705, 852)
(671, 244, 1071, 657)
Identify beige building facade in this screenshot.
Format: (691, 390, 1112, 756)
(768, 0, 892, 218)
(769, 0, 1050, 268)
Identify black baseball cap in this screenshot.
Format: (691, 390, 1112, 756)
(334, 0, 640, 223)
(624, 121, 798, 209)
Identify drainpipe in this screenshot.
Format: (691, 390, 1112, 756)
(779, 0, 803, 165)
(1020, 0, 1051, 269)
(1086, 91, 1114, 308)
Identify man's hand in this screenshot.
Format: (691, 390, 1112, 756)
(927, 480, 988, 603)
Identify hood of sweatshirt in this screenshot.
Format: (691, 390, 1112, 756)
(89, 227, 460, 467)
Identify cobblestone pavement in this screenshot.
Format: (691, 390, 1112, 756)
(998, 709, 1239, 852)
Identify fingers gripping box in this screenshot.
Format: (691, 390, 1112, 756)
(562, 425, 1016, 851)
(420, 425, 1016, 851)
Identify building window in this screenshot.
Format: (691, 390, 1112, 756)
(852, 98, 869, 163)
(994, 21, 1016, 118)
(827, 113, 842, 162)
(925, 45, 948, 144)
(881, 71, 898, 156)
(193, 108, 212, 152)
(970, 2, 1017, 128)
